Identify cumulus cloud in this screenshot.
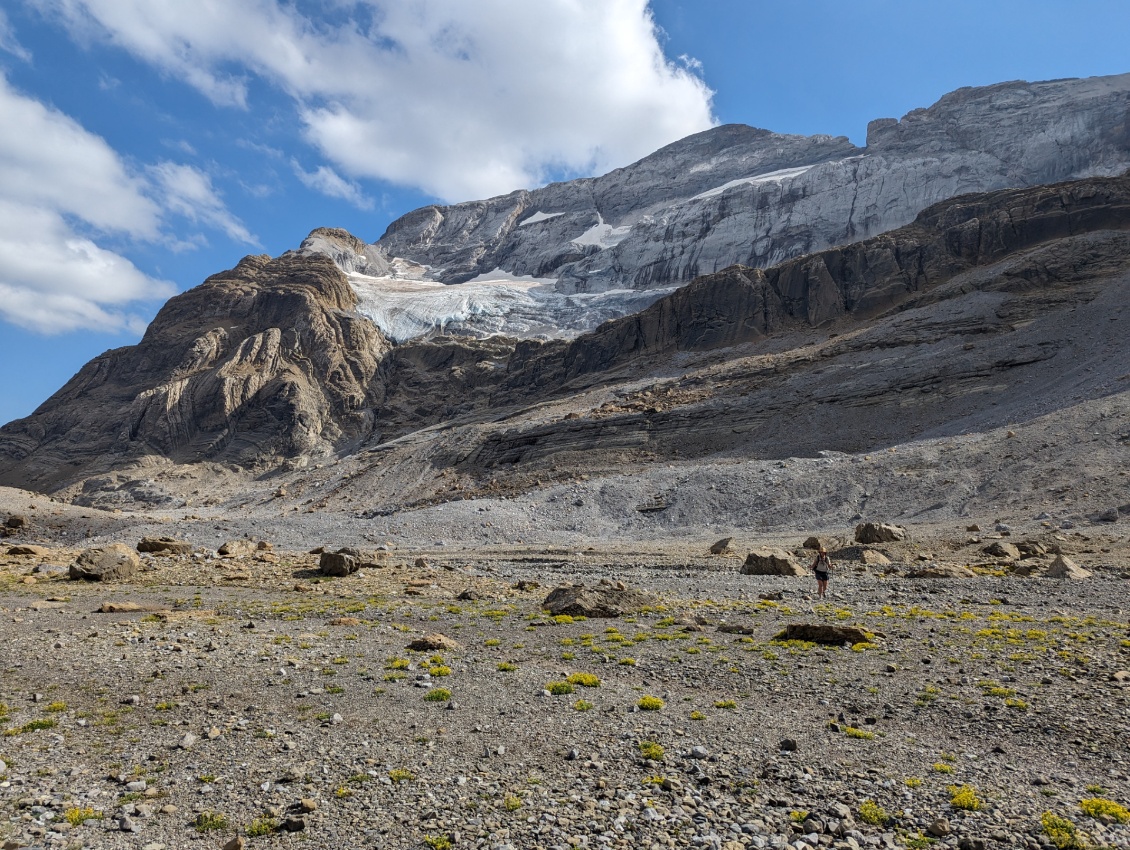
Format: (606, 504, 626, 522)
(292, 159, 374, 210)
(0, 73, 249, 333)
(35, 0, 717, 202)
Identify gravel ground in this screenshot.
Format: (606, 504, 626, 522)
(0, 531, 1126, 850)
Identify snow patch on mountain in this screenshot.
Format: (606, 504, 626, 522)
(689, 163, 820, 201)
(571, 214, 632, 249)
(519, 210, 565, 226)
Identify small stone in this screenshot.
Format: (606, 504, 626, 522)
(178, 732, 198, 750)
(222, 838, 245, 850)
(688, 746, 709, 759)
(280, 816, 306, 832)
(927, 818, 951, 837)
(298, 798, 317, 813)
(118, 815, 135, 832)
(779, 738, 798, 752)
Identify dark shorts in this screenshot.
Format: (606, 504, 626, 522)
(815, 571, 830, 582)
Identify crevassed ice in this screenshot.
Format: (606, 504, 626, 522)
(349, 268, 674, 343)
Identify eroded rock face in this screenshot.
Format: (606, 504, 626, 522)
(0, 252, 388, 492)
(855, 523, 908, 545)
(138, 537, 193, 555)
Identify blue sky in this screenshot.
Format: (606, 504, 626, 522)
(1, 0, 1128, 426)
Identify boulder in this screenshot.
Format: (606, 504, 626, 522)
(70, 544, 140, 582)
(906, 564, 976, 578)
(773, 623, 877, 646)
(542, 579, 657, 618)
(859, 549, 891, 566)
(218, 539, 257, 557)
(137, 537, 194, 555)
(1045, 554, 1091, 579)
(96, 602, 169, 614)
(982, 541, 1020, 559)
(854, 522, 907, 544)
(709, 537, 734, 556)
(406, 633, 462, 652)
(740, 548, 804, 576)
(6, 545, 51, 556)
(319, 550, 359, 577)
(802, 536, 822, 550)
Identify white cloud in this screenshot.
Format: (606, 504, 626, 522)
(148, 161, 258, 246)
(0, 72, 250, 333)
(35, 0, 717, 202)
(0, 9, 32, 61)
(292, 159, 373, 210)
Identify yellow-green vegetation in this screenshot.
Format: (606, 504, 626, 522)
(3, 718, 56, 736)
(905, 777, 923, 788)
(638, 740, 664, 761)
(64, 806, 102, 826)
(858, 799, 889, 826)
(484, 638, 501, 647)
(932, 762, 954, 774)
(713, 700, 737, 709)
(1042, 811, 1086, 849)
(904, 831, 936, 849)
(325, 684, 345, 694)
(618, 657, 636, 666)
(334, 786, 353, 798)
(331, 656, 348, 665)
(427, 665, 452, 677)
(503, 795, 522, 811)
(423, 688, 451, 702)
(388, 768, 415, 782)
(1005, 697, 1028, 710)
(949, 785, 982, 811)
(194, 811, 228, 832)
(573, 699, 593, 712)
(44, 701, 66, 713)
(1079, 797, 1130, 823)
(246, 816, 277, 836)
(386, 657, 410, 670)
(689, 710, 705, 721)
(546, 681, 574, 696)
(425, 836, 454, 850)
(154, 701, 174, 711)
(496, 662, 518, 672)
(566, 672, 601, 688)
(552, 614, 575, 624)
(788, 810, 809, 823)
(844, 726, 875, 740)
(637, 695, 664, 711)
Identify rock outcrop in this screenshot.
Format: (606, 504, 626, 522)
(364, 74, 1130, 297)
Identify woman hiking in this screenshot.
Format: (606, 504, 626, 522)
(810, 546, 833, 599)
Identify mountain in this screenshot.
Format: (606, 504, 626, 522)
(1, 73, 1129, 533)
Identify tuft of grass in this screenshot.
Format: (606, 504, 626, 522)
(1042, 811, 1086, 849)
(552, 614, 575, 624)
(844, 725, 875, 740)
(566, 672, 601, 688)
(496, 662, 518, 672)
(905, 777, 923, 788)
(1079, 797, 1129, 823)
(427, 665, 452, 677)
(423, 688, 451, 703)
(949, 784, 982, 811)
(858, 799, 889, 826)
(385, 657, 410, 670)
(637, 695, 664, 711)
(618, 657, 636, 666)
(932, 762, 954, 774)
(425, 836, 454, 850)
(194, 811, 228, 832)
(246, 816, 277, 836)
(689, 710, 705, 721)
(572, 699, 593, 711)
(44, 701, 67, 713)
(789, 810, 809, 823)
(638, 740, 664, 761)
(503, 795, 522, 811)
(388, 768, 415, 782)
(64, 806, 102, 826)
(713, 699, 737, 710)
(546, 681, 574, 696)
(484, 638, 501, 647)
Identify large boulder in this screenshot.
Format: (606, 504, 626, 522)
(982, 541, 1020, 559)
(406, 633, 462, 652)
(70, 544, 140, 582)
(740, 548, 804, 576)
(542, 579, 657, 618)
(906, 564, 976, 578)
(1046, 554, 1091, 579)
(6, 545, 52, 557)
(319, 550, 359, 577)
(138, 537, 194, 555)
(709, 537, 734, 556)
(218, 539, 257, 557)
(854, 522, 907, 544)
(774, 623, 877, 646)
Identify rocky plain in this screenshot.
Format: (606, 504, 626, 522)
(0, 489, 1126, 850)
(0, 72, 1128, 850)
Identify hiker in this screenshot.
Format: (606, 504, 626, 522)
(810, 546, 833, 598)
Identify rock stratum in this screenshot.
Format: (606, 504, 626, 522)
(0, 73, 1128, 539)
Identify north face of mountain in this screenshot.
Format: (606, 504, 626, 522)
(369, 73, 1130, 296)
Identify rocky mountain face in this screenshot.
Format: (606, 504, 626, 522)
(0, 252, 388, 493)
(372, 73, 1130, 296)
(1, 73, 1129, 520)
